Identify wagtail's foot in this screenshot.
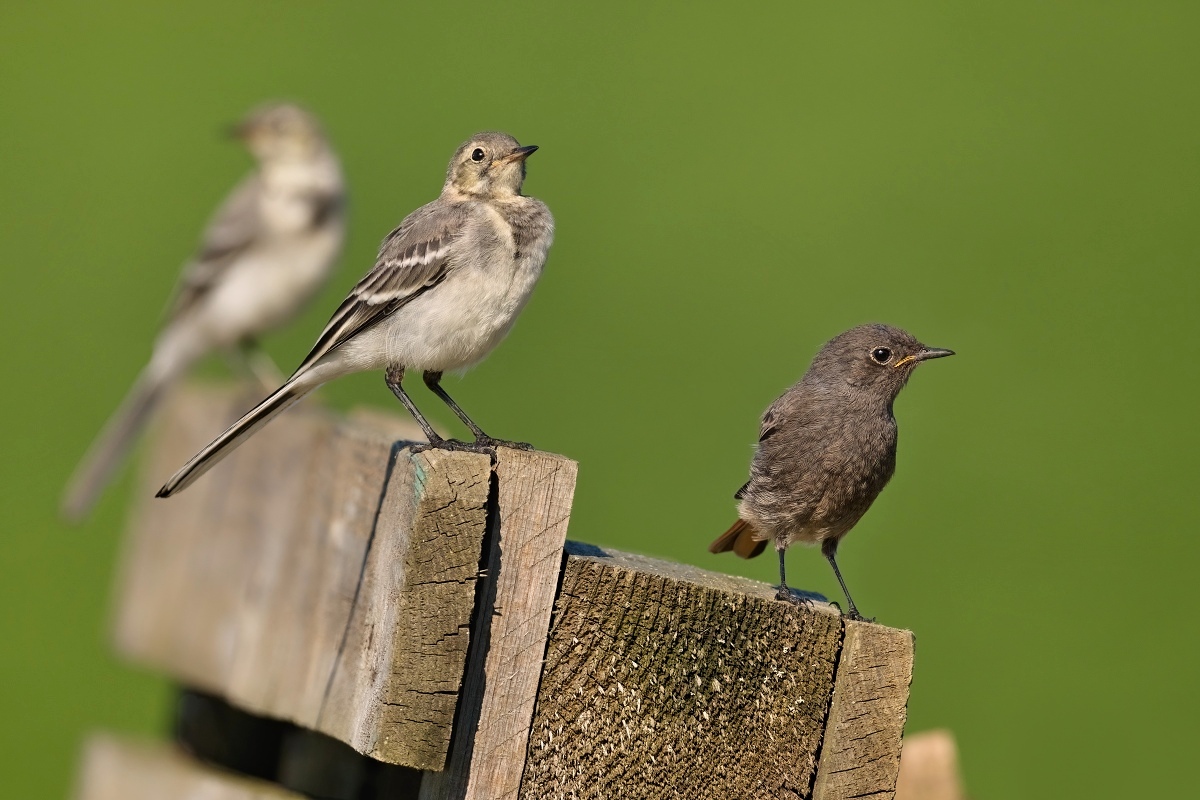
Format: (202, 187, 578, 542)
(473, 435, 535, 451)
(410, 437, 489, 454)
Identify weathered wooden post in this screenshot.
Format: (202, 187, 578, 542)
(75, 384, 915, 800)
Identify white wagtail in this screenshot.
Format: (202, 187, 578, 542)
(156, 131, 553, 498)
(62, 103, 346, 521)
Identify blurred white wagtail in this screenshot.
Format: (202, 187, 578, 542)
(62, 103, 346, 521)
(156, 131, 553, 498)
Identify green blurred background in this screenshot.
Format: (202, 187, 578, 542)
(3, 1, 1198, 797)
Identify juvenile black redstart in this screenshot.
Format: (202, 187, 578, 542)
(709, 323, 954, 620)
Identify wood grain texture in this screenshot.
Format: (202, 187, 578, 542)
(420, 448, 578, 800)
(893, 730, 965, 800)
(519, 544, 845, 800)
(812, 622, 915, 800)
(76, 734, 304, 800)
(114, 384, 488, 770)
(322, 446, 491, 768)
(107, 384, 916, 796)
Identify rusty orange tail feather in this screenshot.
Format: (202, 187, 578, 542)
(709, 519, 769, 559)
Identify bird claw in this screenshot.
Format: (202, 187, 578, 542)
(473, 436, 535, 451)
(775, 587, 813, 607)
(408, 436, 535, 455)
(829, 601, 875, 623)
(409, 438, 489, 454)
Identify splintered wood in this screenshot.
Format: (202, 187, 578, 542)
(115, 385, 490, 770)
(519, 546, 844, 800)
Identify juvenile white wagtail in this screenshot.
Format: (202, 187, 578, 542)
(62, 103, 346, 521)
(156, 131, 553, 498)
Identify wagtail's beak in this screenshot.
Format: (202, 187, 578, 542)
(226, 121, 251, 140)
(501, 144, 538, 163)
(894, 348, 955, 368)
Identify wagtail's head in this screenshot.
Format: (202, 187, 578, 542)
(231, 103, 329, 163)
(445, 132, 538, 199)
(807, 323, 955, 399)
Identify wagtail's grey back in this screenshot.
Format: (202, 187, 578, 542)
(710, 323, 953, 620)
(62, 103, 346, 521)
(157, 132, 553, 498)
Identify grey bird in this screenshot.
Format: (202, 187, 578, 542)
(709, 324, 954, 620)
(61, 103, 346, 522)
(156, 131, 553, 498)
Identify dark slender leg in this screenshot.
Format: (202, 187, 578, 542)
(385, 366, 444, 445)
(822, 538, 871, 622)
(775, 547, 792, 601)
(422, 371, 534, 451)
(774, 545, 809, 605)
(422, 371, 488, 438)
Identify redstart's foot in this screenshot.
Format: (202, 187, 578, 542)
(830, 602, 875, 623)
(473, 435, 535, 451)
(775, 587, 813, 607)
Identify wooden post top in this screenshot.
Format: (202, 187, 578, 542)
(520, 542, 913, 800)
(107, 384, 915, 800)
(117, 384, 577, 776)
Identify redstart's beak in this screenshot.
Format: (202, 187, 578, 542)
(894, 348, 955, 368)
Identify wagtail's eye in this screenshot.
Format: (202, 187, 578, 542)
(870, 347, 892, 364)
(471, 148, 486, 162)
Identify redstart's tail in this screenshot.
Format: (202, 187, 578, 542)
(709, 519, 768, 559)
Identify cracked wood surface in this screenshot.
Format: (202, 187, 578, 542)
(812, 622, 915, 800)
(115, 384, 489, 770)
(519, 544, 846, 800)
(420, 449, 579, 800)
(76, 734, 305, 800)
(106, 383, 911, 796)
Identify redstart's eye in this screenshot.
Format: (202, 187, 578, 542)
(471, 148, 486, 162)
(870, 347, 892, 364)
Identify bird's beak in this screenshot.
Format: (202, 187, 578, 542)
(894, 348, 955, 368)
(499, 144, 539, 163)
(226, 121, 251, 140)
